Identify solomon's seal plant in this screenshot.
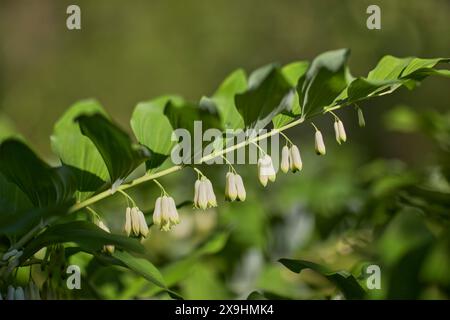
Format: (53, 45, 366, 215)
(0, 49, 449, 299)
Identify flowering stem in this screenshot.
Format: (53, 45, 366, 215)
(192, 167, 205, 179)
(153, 179, 168, 195)
(70, 116, 304, 212)
(8, 116, 310, 253)
(310, 122, 319, 132)
(250, 141, 267, 157)
(328, 110, 340, 121)
(279, 131, 293, 146)
(86, 207, 101, 222)
(117, 190, 136, 207)
(219, 155, 237, 174)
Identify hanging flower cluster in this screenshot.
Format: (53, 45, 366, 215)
(194, 177, 217, 209)
(124, 206, 149, 238)
(225, 172, 246, 201)
(280, 144, 303, 173)
(153, 196, 180, 231)
(334, 119, 347, 144)
(117, 111, 352, 237)
(257, 154, 276, 187)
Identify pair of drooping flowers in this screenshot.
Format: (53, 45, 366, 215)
(312, 118, 347, 156)
(194, 173, 246, 206)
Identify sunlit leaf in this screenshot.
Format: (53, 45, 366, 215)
(77, 113, 149, 187)
(51, 100, 109, 201)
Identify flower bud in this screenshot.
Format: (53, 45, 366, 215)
(152, 197, 162, 226)
(154, 196, 179, 231)
(131, 207, 140, 236)
(167, 197, 180, 225)
(14, 286, 24, 300)
(124, 207, 132, 236)
(197, 181, 208, 210)
(234, 174, 246, 201)
(225, 172, 238, 201)
(137, 210, 149, 238)
(205, 179, 217, 207)
(280, 145, 290, 174)
(337, 120, 347, 142)
(98, 220, 115, 254)
(357, 107, 365, 127)
(257, 158, 269, 187)
(160, 195, 171, 230)
(315, 130, 326, 155)
(193, 179, 201, 208)
(290, 145, 303, 172)
(334, 120, 341, 144)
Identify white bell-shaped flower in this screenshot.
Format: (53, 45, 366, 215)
(315, 130, 326, 155)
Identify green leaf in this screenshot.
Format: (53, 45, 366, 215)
(164, 99, 222, 134)
(76, 113, 149, 187)
(279, 258, 366, 299)
(135, 231, 229, 298)
(299, 49, 350, 118)
(131, 96, 182, 170)
(51, 100, 109, 201)
(236, 64, 292, 129)
(0, 172, 32, 213)
(400, 57, 450, 80)
(211, 69, 247, 130)
(112, 251, 166, 289)
(0, 139, 75, 207)
(272, 61, 309, 128)
(0, 204, 69, 237)
(21, 221, 144, 261)
(344, 56, 449, 105)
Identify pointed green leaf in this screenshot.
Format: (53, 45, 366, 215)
(112, 251, 166, 289)
(51, 100, 109, 201)
(0, 172, 32, 214)
(299, 49, 350, 118)
(76, 113, 149, 187)
(131, 96, 182, 170)
(21, 221, 144, 261)
(272, 61, 309, 128)
(236, 64, 292, 129)
(0, 139, 75, 207)
(344, 56, 449, 105)
(211, 69, 247, 130)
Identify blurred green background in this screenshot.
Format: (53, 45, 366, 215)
(1, 0, 449, 299)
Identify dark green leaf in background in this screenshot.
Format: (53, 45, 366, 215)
(0, 139, 75, 207)
(299, 49, 350, 118)
(77, 113, 149, 188)
(236, 64, 292, 130)
(21, 221, 144, 261)
(51, 100, 109, 201)
(272, 61, 309, 128)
